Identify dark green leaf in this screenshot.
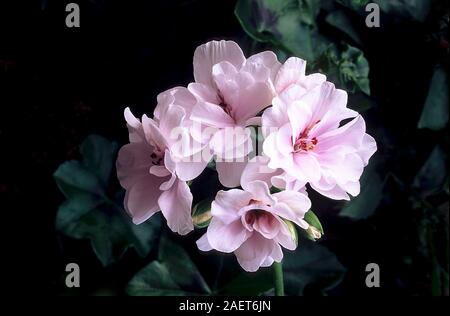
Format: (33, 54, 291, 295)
(126, 261, 189, 296)
(325, 10, 362, 44)
(80, 134, 119, 187)
(283, 239, 346, 295)
(235, 0, 329, 62)
(378, 0, 431, 23)
(127, 238, 211, 296)
(413, 145, 447, 196)
(340, 167, 383, 219)
(417, 66, 449, 131)
(336, 0, 370, 11)
(55, 134, 160, 266)
(54, 161, 106, 200)
(319, 45, 371, 95)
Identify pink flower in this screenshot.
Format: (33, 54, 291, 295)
(189, 40, 281, 187)
(262, 57, 326, 136)
(197, 180, 311, 272)
(116, 87, 206, 235)
(262, 81, 377, 200)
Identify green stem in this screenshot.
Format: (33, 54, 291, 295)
(273, 262, 285, 296)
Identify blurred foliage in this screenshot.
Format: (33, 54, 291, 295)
(126, 237, 211, 295)
(418, 66, 449, 130)
(235, 0, 371, 95)
(54, 135, 162, 266)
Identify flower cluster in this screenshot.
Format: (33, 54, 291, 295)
(117, 40, 377, 272)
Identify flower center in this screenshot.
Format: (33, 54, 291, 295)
(150, 149, 164, 165)
(294, 137, 318, 152)
(218, 93, 233, 118)
(293, 120, 320, 152)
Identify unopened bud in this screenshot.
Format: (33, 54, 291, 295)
(192, 199, 212, 228)
(306, 225, 322, 240)
(284, 220, 298, 246)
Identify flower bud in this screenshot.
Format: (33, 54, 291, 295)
(192, 199, 212, 228)
(284, 220, 298, 246)
(303, 210, 324, 241)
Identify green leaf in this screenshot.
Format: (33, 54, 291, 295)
(319, 45, 371, 95)
(283, 239, 346, 295)
(413, 145, 447, 196)
(417, 66, 449, 131)
(158, 238, 211, 294)
(235, 0, 328, 62)
(336, 0, 370, 11)
(54, 134, 160, 266)
(126, 261, 188, 296)
(325, 10, 362, 44)
(54, 161, 106, 200)
(378, 0, 431, 23)
(192, 199, 212, 228)
(80, 134, 119, 187)
(340, 167, 383, 219)
(126, 238, 211, 296)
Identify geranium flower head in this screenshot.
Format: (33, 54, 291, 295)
(262, 81, 377, 200)
(189, 40, 282, 187)
(197, 180, 310, 272)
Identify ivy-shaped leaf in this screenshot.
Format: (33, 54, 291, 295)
(54, 135, 161, 266)
(283, 238, 346, 295)
(126, 237, 211, 296)
(417, 66, 449, 131)
(235, 0, 329, 62)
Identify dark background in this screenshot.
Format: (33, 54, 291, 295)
(1, 0, 448, 295)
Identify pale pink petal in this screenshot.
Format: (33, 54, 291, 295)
(175, 148, 213, 181)
(216, 160, 248, 188)
(188, 82, 221, 104)
(158, 179, 194, 235)
(193, 40, 245, 87)
(240, 156, 282, 191)
(234, 234, 273, 272)
(124, 175, 165, 225)
(275, 57, 307, 93)
(252, 213, 281, 239)
(310, 181, 350, 200)
(316, 115, 366, 152)
(211, 189, 252, 224)
(244, 180, 275, 206)
(124, 107, 144, 143)
(191, 101, 235, 127)
(359, 133, 377, 165)
(149, 165, 171, 177)
(244, 50, 281, 85)
(273, 190, 311, 228)
(196, 233, 213, 251)
(116, 142, 152, 189)
(207, 218, 250, 253)
(142, 114, 167, 150)
(291, 153, 321, 183)
(159, 104, 186, 141)
(275, 220, 297, 250)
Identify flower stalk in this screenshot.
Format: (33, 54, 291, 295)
(273, 261, 285, 296)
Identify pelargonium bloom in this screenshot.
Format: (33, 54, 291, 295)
(116, 88, 205, 235)
(262, 81, 377, 200)
(197, 180, 311, 272)
(189, 40, 282, 187)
